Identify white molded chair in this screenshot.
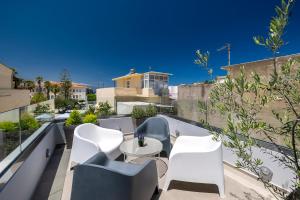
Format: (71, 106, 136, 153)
(163, 135, 225, 198)
(69, 123, 124, 165)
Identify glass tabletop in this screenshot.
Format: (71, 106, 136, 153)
(120, 137, 163, 157)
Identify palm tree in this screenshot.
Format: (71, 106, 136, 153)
(10, 67, 22, 89)
(24, 80, 35, 92)
(35, 76, 43, 93)
(51, 84, 60, 99)
(44, 81, 52, 100)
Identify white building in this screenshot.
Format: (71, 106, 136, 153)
(31, 81, 89, 101)
(70, 83, 89, 101)
(168, 86, 178, 100)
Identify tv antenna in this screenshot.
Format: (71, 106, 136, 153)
(217, 43, 231, 66)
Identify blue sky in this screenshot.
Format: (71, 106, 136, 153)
(0, 0, 299, 87)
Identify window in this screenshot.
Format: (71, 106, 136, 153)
(149, 80, 155, 88)
(144, 81, 149, 88)
(126, 81, 130, 88)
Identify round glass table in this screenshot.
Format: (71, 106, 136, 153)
(120, 137, 163, 161)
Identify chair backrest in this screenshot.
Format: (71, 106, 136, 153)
(200, 135, 222, 152)
(75, 123, 103, 142)
(139, 117, 170, 137)
(99, 117, 134, 134)
(178, 135, 222, 153)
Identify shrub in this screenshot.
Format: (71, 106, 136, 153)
(31, 93, 47, 104)
(20, 113, 40, 131)
(145, 104, 157, 117)
(34, 104, 51, 115)
(131, 107, 146, 119)
(0, 121, 19, 132)
(87, 94, 96, 101)
(83, 114, 97, 124)
(203, 80, 215, 84)
(55, 97, 66, 110)
(84, 105, 96, 115)
(65, 110, 82, 126)
(97, 101, 112, 117)
(55, 97, 77, 112)
(157, 106, 177, 115)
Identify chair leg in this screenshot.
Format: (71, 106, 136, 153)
(163, 177, 171, 191)
(218, 183, 225, 198)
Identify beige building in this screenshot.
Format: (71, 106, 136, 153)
(0, 64, 30, 113)
(96, 69, 172, 110)
(222, 53, 300, 79)
(177, 53, 300, 146)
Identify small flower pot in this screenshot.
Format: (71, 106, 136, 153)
(138, 135, 145, 147)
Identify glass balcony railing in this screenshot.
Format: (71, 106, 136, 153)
(0, 100, 55, 165)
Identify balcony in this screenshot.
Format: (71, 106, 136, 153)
(0, 104, 293, 200)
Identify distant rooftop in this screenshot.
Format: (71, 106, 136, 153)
(112, 69, 172, 81)
(221, 53, 300, 70)
(49, 81, 90, 89)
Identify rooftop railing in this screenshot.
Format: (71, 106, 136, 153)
(0, 100, 55, 187)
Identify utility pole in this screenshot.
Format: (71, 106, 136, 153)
(217, 43, 231, 66)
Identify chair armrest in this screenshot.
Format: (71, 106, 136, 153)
(84, 152, 108, 166)
(71, 164, 133, 200)
(71, 159, 158, 200)
(131, 160, 158, 200)
(70, 135, 99, 164)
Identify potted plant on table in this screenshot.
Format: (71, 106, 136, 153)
(64, 110, 82, 149)
(138, 134, 145, 147)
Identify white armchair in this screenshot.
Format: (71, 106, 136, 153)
(69, 123, 124, 165)
(163, 135, 225, 198)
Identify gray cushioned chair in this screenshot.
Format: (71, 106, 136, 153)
(71, 152, 159, 200)
(135, 116, 171, 157)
